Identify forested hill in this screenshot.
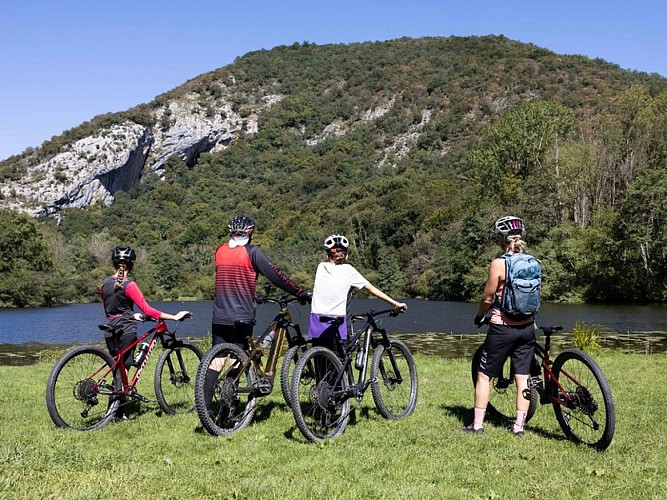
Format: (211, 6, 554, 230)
(2, 35, 667, 308)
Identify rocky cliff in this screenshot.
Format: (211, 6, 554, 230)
(0, 75, 282, 219)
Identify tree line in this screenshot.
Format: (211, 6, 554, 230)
(1, 37, 666, 307)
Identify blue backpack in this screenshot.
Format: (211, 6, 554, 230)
(499, 253, 541, 320)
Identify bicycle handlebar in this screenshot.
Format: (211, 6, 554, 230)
(256, 294, 300, 306)
(351, 307, 406, 322)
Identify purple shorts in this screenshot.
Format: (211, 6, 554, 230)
(309, 313, 348, 340)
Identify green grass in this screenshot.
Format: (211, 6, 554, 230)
(1, 350, 666, 499)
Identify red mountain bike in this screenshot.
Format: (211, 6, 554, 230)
(472, 324, 616, 450)
(46, 314, 200, 431)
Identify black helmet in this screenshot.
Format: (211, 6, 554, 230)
(323, 234, 350, 254)
(494, 216, 525, 237)
(112, 245, 136, 267)
(228, 214, 255, 238)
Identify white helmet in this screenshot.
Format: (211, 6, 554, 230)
(494, 216, 525, 237)
(323, 234, 349, 254)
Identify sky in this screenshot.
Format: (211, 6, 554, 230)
(1, 0, 666, 161)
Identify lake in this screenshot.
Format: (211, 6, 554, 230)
(2, 299, 667, 365)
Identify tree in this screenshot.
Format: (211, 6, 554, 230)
(0, 210, 64, 307)
(470, 100, 574, 205)
(376, 246, 407, 296)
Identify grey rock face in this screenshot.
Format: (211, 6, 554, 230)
(0, 79, 282, 218)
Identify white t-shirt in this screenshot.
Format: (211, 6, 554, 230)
(311, 261, 368, 315)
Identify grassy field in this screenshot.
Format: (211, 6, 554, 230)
(1, 347, 666, 499)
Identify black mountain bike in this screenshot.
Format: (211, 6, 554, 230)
(194, 294, 309, 436)
(290, 307, 418, 443)
(471, 323, 616, 450)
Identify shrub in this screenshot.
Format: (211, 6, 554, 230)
(572, 321, 602, 352)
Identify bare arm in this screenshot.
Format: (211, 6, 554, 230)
(476, 258, 504, 317)
(363, 282, 407, 312)
(159, 311, 191, 321)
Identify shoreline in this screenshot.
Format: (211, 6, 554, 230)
(3, 330, 666, 367)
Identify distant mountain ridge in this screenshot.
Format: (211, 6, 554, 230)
(0, 35, 662, 219)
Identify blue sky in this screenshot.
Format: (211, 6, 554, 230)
(1, 0, 665, 161)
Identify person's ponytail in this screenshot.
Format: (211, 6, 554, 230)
(114, 263, 127, 291)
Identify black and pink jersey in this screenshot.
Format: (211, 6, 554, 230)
(213, 242, 302, 326)
(100, 276, 163, 320)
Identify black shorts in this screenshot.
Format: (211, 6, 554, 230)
(212, 322, 254, 350)
(477, 322, 536, 378)
(103, 313, 137, 366)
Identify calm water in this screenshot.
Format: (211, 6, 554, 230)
(2, 299, 667, 365)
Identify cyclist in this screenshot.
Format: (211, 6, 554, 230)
(461, 216, 538, 437)
(99, 245, 190, 369)
(309, 234, 407, 350)
(202, 214, 309, 405)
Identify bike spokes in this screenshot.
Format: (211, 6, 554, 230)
(46, 347, 121, 430)
(154, 341, 202, 415)
(194, 343, 257, 436)
(371, 340, 418, 419)
(551, 349, 615, 450)
(291, 347, 350, 442)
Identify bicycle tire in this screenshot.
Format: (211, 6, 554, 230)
(154, 340, 203, 415)
(45, 346, 121, 431)
(551, 348, 616, 450)
(290, 346, 350, 443)
(370, 339, 418, 419)
(471, 345, 538, 425)
(280, 344, 306, 408)
(194, 343, 257, 436)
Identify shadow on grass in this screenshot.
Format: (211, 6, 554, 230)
(282, 404, 373, 443)
(252, 400, 282, 423)
(441, 404, 474, 426)
(441, 403, 569, 442)
(523, 422, 568, 443)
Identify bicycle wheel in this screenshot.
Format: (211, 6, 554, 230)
(194, 343, 257, 436)
(370, 339, 418, 419)
(290, 346, 350, 443)
(551, 349, 616, 450)
(46, 346, 121, 431)
(280, 343, 306, 408)
(154, 341, 203, 415)
(471, 345, 538, 425)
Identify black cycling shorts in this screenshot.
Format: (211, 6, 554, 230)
(212, 322, 254, 350)
(477, 322, 536, 377)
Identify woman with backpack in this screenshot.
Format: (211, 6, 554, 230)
(461, 216, 541, 437)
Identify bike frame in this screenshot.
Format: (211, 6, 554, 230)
(532, 327, 584, 408)
(94, 320, 169, 397)
(232, 295, 306, 394)
(331, 308, 400, 402)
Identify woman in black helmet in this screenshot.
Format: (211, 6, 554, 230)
(99, 245, 190, 369)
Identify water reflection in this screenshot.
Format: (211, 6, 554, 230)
(3, 331, 666, 367)
(396, 331, 667, 360)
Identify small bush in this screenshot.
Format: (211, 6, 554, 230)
(572, 321, 602, 352)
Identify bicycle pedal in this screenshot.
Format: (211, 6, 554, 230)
(255, 379, 273, 395)
(529, 376, 544, 392)
(130, 392, 152, 403)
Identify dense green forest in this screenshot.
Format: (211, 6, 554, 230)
(2, 36, 667, 308)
